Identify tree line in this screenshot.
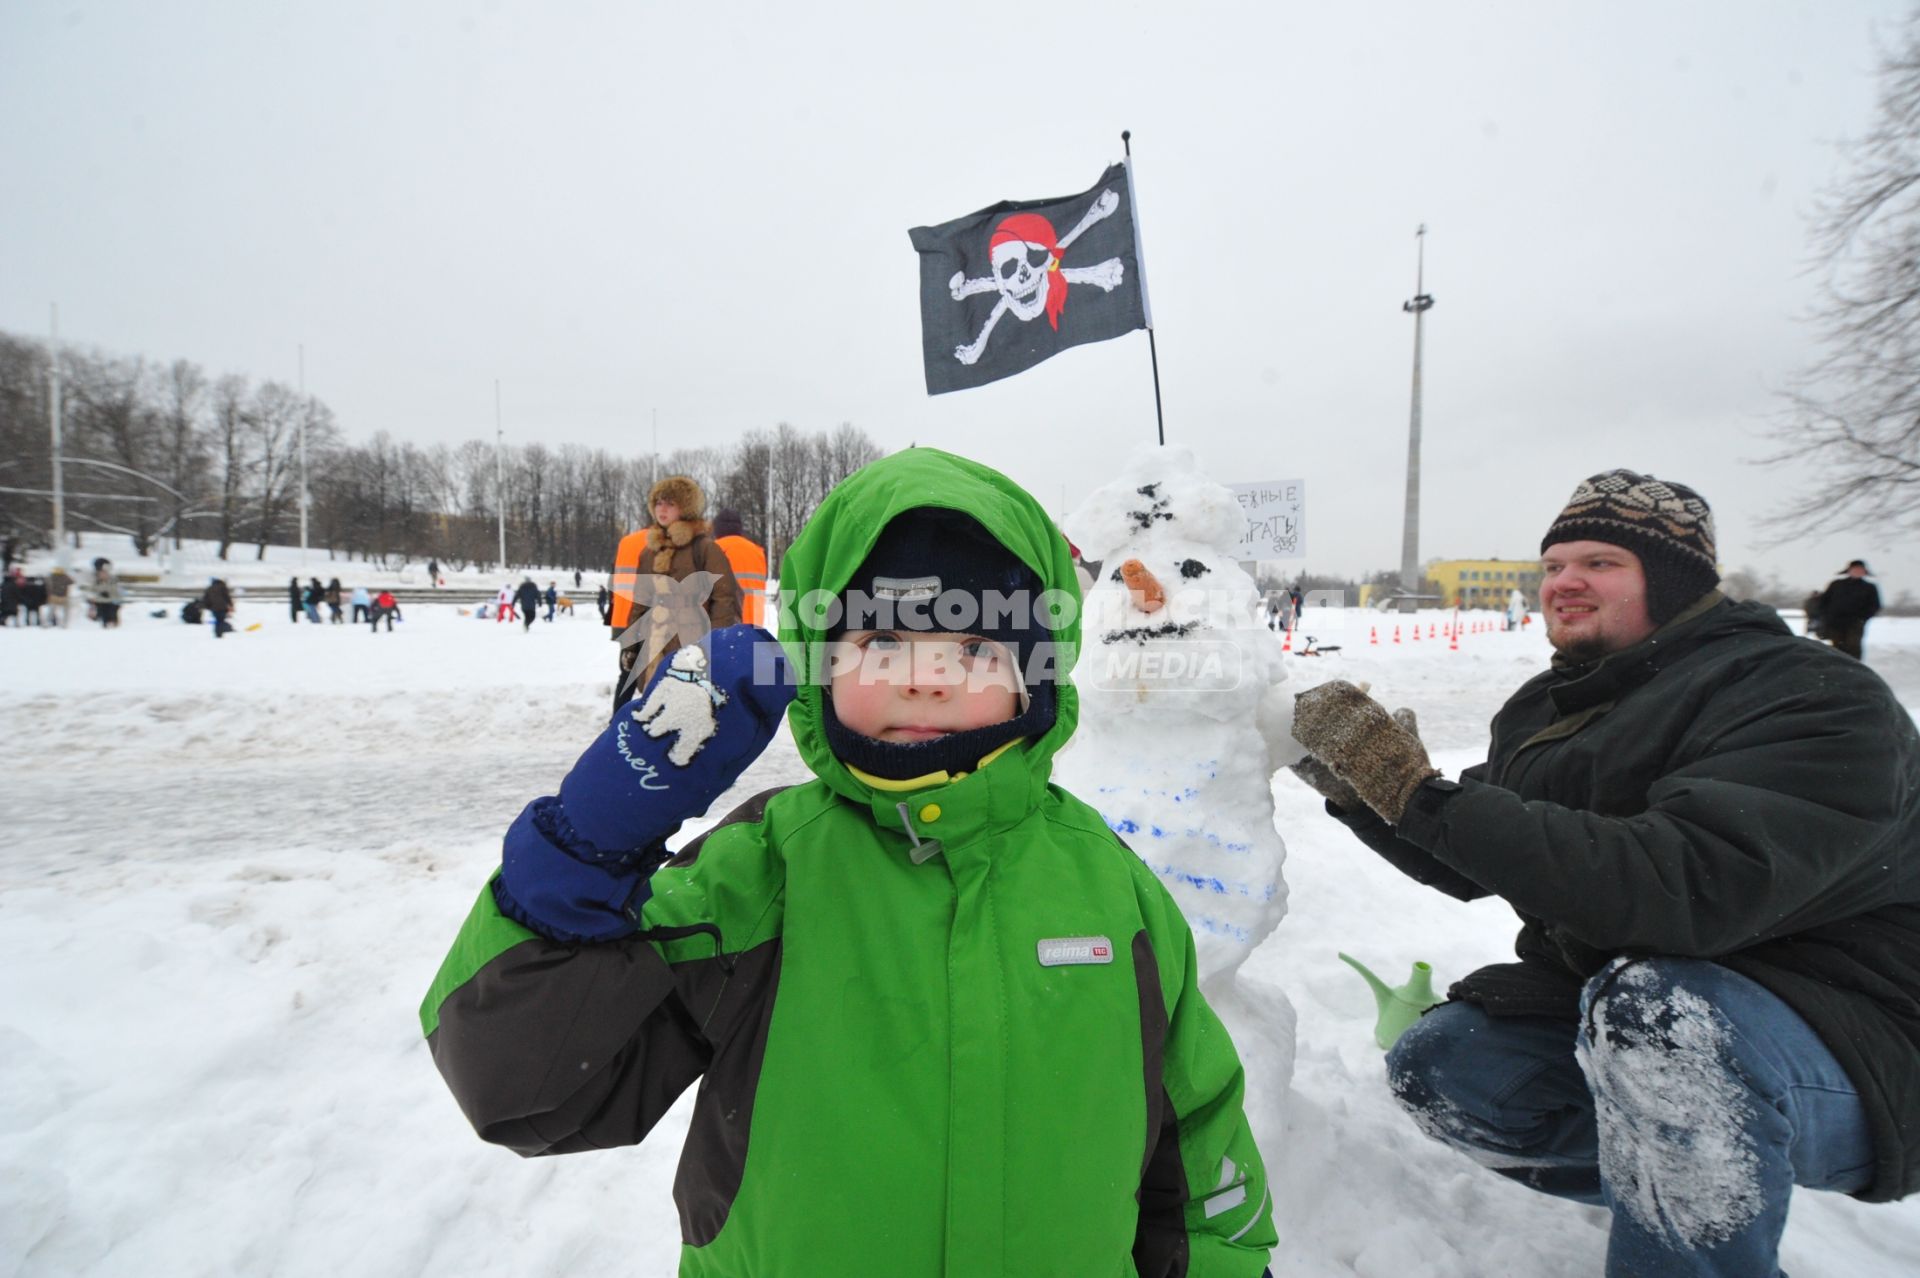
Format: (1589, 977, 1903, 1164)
(0, 330, 883, 575)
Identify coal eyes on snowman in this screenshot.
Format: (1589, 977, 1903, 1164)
(1112, 559, 1212, 583)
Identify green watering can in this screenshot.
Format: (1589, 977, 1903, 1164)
(1338, 953, 1444, 1050)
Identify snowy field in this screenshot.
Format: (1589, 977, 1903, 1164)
(6, 601, 1920, 1277)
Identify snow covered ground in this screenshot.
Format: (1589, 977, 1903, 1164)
(5, 601, 1920, 1276)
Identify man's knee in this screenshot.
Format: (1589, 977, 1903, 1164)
(1384, 1000, 1483, 1119)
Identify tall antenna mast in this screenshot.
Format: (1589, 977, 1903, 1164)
(1399, 225, 1436, 611)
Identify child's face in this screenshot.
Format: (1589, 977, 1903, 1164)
(829, 630, 1020, 743)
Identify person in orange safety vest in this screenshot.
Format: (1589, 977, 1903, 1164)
(709, 507, 769, 627)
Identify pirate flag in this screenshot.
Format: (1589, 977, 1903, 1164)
(909, 162, 1150, 395)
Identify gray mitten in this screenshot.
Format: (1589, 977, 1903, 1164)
(1292, 682, 1439, 824)
(1291, 707, 1421, 814)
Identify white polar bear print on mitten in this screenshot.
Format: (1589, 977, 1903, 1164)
(632, 646, 730, 766)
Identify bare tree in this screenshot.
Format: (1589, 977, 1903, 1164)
(156, 359, 211, 548)
(0, 334, 52, 561)
(63, 350, 166, 554)
(208, 374, 253, 560)
(1769, 13, 1920, 536)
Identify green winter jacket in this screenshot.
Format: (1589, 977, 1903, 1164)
(421, 448, 1277, 1277)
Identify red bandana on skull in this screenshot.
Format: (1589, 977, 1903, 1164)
(988, 212, 1068, 331)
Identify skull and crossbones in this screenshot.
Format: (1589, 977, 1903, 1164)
(947, 188, 1126, 365)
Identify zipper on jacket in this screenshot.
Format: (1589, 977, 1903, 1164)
(895, 803, 945, 864)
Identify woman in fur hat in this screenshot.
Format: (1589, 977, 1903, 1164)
(608, 474, 742, 710)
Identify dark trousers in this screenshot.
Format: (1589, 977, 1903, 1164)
(1826, 619, 1866, 660)
(352, 604, 369, 623)
(1386, 957, 1871, 1277)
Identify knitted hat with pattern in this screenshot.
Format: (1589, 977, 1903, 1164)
(1541, 469, 1719, 624)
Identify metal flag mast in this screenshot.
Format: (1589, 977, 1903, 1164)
(1120, 130, 1164, 446)
(1399, 225, 1436, 613)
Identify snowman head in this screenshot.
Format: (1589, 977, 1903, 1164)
(1065, 447, 1283, 719)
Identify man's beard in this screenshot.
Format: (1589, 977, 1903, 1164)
(1546, 625, 1611, 665)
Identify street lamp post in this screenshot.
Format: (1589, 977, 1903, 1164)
(1399, 225, 1436, 613)
(48, 304, 67, 572)
(495, 380, 506, 570)
(297, 345, 311, 570)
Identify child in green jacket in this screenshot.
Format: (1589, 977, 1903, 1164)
(422, 448, 1276, 1277)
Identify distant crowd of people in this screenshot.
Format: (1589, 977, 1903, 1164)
(1, 559, 123, 629)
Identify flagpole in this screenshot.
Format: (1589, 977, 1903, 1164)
(1121, 130, 1165, 447)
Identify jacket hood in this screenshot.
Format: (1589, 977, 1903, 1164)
(777, 448, 1081, 808)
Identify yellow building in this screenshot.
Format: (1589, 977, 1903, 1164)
(1427, 558, 1542, 609)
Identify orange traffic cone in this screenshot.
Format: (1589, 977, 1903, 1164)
(1370, 626, 1379, 646)
(1393, 625, 1402, 644)
(1282, 620, 1293, 653)
(1449, 610, 1460, 652)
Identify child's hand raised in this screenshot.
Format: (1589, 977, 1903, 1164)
(495, 626, 795, 942)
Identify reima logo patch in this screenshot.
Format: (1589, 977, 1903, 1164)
(1037, 936, 1114, 967)
(872, 575, 941, 602)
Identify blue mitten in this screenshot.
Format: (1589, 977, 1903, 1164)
(495, 625, 795, 942)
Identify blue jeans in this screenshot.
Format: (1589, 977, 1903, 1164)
(1385, 957, 1874, 1278)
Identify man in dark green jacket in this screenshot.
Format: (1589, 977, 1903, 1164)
(1292, 469, 1920, 1278)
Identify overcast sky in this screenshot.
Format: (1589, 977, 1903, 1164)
(3, 1, 1912, 594)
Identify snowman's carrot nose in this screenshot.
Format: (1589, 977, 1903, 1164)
(1119, 559, 1165, 613)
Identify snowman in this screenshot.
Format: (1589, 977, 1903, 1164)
(1056, 445, 1305, 1136)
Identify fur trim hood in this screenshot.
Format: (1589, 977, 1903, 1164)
(646, 518, 711, 571)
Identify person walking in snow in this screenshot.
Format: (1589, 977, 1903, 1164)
(428, 558, 440, 587)
(422, 449, 1276, 1276)
(1818, 558, 1881, 661)
(543, 581, 557, 622)
(46, 565, 72, 628)
(1290, 469, 1920, 1277)
(514, 577, 541, 633)
(88, 559, 124, 628)
(201, 578, 235, 638)
(20, 575, 45, 625)
(495, 584, 515, 624)
(303, 577, 324, 624)
(350, 585, 371, 624)
(325, 577, 344, 624)
(288, 577, 302, 623)
(0, 567, 20, 626)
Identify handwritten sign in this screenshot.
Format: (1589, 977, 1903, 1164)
(1229, 480, 1305, 559)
